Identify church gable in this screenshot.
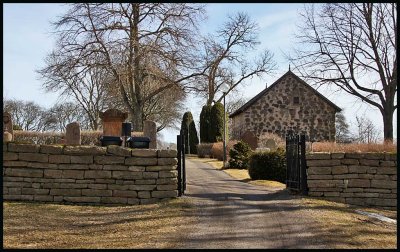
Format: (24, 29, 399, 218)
(230, 71, 340, 142)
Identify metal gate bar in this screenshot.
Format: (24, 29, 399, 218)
(177, 134, 182, 196)
(286, 133, 307, 195)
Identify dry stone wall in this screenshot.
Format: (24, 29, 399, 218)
(306, 152, 397, 209)
(3, 143, 178, 205)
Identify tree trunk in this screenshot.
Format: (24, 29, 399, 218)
(132, 103, 143, 132)
(382, 108, 394, 142)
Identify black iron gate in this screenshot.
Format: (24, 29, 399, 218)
(285, 134, 308, 195)
(177, 132, 186, 196)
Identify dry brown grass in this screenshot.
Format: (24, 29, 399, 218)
(3, 199, 198, 249)
(297, 197, 397, 249)
(311, 141, 397, 153)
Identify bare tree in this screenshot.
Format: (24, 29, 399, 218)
(3, 99, 46, 131)
(190, 12, 276, 105)
(289, 3, 397, 142)
(45, 3, 206, 131)
(45, 102, 90, 132)
(355, 115, 380, 143)
(38, 53, 110, 131)
(335, 110, 351, 143)
(226, 95, 247, 115)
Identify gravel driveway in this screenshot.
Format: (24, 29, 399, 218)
(170, 159, 330, 249)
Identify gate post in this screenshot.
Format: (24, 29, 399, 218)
(177, 134, 182, 196)
(285, 134, 290, 188)
(181, 132, 186, 193)
(300, 134, 308, 195)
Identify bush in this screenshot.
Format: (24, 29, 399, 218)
(13, 131, 64, 144)
(181, 111, 199, 154)
(81, 131, 102, 146)
(229, 140, 252, 169)
(208, 141, 237, 162)
(197, 143, 213, 158)
(13, 130, 103, 145)
(310, 141, 397, 153)
(211, 142, 224, 161)
(210, 102, 225, 142)
(200, 105, 212, 143)
(248, 148, 286, 183)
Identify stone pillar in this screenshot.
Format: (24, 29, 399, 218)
(3, 112, 13, 142)
(66, 122, 81, 145)
(143, 120, 157, 149)
(99, 109, 128, 136)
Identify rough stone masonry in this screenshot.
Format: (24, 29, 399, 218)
(3, 143, 178, 205)
(306, 152, 397, 210)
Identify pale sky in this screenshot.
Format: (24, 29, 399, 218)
(3, 3, 397, 143)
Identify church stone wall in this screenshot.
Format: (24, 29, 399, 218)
(231, 73, 337, 142)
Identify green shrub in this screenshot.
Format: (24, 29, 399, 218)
(210, 102, 224, 142)
(180, 111, 199, 154)
(248, 148, 286, 183)
(229, 140, 252, 169)
(197, 143, 213, 158)
(200, 105, 212, 143)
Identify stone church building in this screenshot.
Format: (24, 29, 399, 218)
(229, 70, 341, 142)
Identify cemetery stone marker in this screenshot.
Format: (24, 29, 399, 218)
(143, 120, 157, 149)
(66, 122, 81, 145)
(240, 130, 258, 150)
(99, 109, 128, 136)
(3, 112, 13, 133)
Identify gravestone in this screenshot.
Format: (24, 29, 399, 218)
(66, 122, 81, 145)
(99, 109, 128, 136)
(264, 138, 277, 150)
(3, 132, 12, 143)
(3, 112, 13, 141)
(143, 120, 157, 149)
(240, 130, 258, 150)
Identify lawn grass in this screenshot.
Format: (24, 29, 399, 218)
(3, 198, 198, 249)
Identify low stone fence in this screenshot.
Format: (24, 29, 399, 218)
(3, 143, 178, 205)
(306, 152, 397, 209)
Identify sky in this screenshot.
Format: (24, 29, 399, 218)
(3, 3, 397, 144)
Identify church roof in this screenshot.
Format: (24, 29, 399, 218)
(229, 70, 342, 118)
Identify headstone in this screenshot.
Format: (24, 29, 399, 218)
(66, 122, 81, 145)
(264, 138, 277, 150)
(3, 112, 13, 141)
(3, 132, 12, 143)
(143, 120, 157, 149)
(99, 109, 128, 136)
(240, 131, 258, 150)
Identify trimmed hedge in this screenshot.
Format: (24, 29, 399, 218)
(181, 111, 199, 154)
(210, 102, 224, 142)
(248, 148, 286, 183)
(12, 130, 102, 146)
(197, 143, 213, 158)
(200, 105, 212, 143)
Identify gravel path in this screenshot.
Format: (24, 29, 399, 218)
(171, 158, 330, 249)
